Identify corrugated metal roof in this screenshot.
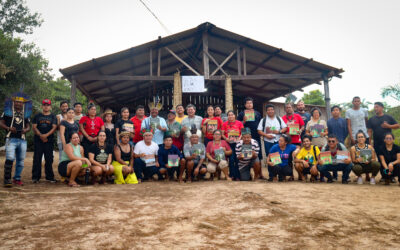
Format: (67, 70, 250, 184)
(60, 22, 343, 108)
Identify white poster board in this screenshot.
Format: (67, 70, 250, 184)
(182, 76, 205, 93)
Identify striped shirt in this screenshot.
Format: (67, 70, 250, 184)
(235, 139, 260, 169)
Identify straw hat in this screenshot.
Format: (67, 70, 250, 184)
(102, 109, 116, 120)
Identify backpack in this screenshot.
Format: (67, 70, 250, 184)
(262, 115, 283, 132)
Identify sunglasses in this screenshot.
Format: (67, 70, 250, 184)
(328, 140, 336, 143)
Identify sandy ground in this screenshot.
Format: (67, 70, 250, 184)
(1, 152, 400, 250)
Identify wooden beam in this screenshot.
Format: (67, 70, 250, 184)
(209, 73, 322, 81)
(76, 75, 174, 81)
(323, 76, 331, 120)
(237, 46, 242, 75)
(202, 31, 210, 79)
(165, 46, 200, 76)
(157, 48, 161, 76)
(248, 48, 282, 75)
(204, 51, 227, 76)
(209, 49, 236, 76)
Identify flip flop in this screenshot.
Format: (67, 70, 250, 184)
(68, 182, 80, 187)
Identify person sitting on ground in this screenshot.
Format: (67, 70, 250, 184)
(158, 134, 186, 181)
(294, 135, 320, 182)
(318, 134, 353, 184)
(235, 127, 261, 181)
(58, 132, 91, 187)
(206, 129, 232, 181)
(268, 134, 298, 182)
(183, 129, 207, 183)
(350, 130, 381, 185)
(88, 130, 115, 184)
(112, 131, 137, 184)
(133, 129, 160, 181)
(378, 132, 400, 185)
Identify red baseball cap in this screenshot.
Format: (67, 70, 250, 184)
(42, 99, 51, 105)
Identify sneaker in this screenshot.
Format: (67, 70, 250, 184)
(391, 178, 396, 183)
(327, 178, 333, 183)
(357, 177, 363, 185)
(4, 179, 12, 188)
(46, 179, 57, 183)
(342, 180, 349, 184)
(332, 177, 338, 182)
(370, 177, 376, 185)
(12, 180, 24, 186)
(32, 179, 40, 184)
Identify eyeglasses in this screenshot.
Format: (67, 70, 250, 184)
(385, 137, 393, 140)
(357, 136, 365, 139)
(328, 140, 336, 143)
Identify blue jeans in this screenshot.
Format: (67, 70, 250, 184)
(5, 138, 27, 181)
(134, 158, 160, 180)
(264, 141, 277, 179)
(318, 163, 353, 182)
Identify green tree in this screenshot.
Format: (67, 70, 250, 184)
(381, 84, 400, 101)
(301, 89, 325, 105)
(0, 0, 43, 35)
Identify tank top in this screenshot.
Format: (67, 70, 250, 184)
(118, 144, 132, 162)
(60, 143, 81, 163)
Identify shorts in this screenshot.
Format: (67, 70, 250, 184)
(207, 160, 228, 173)
(58, 161, 70, 177)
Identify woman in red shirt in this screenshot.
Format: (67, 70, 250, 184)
(201, 105, 223, 147)
(79, 104, 105, 157)
(206, 130, 232, 181)
(221, 110, 243, 180)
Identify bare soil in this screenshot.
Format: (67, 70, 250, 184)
(0, 152, 400, 249)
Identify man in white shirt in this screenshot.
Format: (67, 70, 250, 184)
(345, 96, 369, 145)
(133, 130, 159, 181)
(257, 104, 287, 180)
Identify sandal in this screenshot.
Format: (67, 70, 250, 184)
(68, 182, 80, 187)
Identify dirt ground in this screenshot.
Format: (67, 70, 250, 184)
(1, 152, 400, 250)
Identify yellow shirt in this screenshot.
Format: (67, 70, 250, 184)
(175, 115, 188, 124)
(296, 146, 320, 164)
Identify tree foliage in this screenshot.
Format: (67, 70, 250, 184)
(381, 84, 400, 101)
(301, 89, 325, 106)
(0, 0, 43, 35)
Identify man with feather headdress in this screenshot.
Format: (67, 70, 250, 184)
(0, 92, 32, 187)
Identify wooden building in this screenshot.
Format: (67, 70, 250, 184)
(60, 22, 343, 118)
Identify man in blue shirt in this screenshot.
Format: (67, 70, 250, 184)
(141, 102, 168, 146)
(157, 135, 185, 181)
(327, 105, 348, 144)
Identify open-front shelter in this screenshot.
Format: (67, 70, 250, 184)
(60, 22, 343, 117)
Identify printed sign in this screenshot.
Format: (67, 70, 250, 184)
(182, 76, 205, 93)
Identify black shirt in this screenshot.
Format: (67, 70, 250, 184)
(115, 119, 134, 133)
(32, 113, 57, 141)
(378, 144, 400, 164)
(105, 126, 116, 146)
(60, 120, 79, 144)
(367, 114, 398, 147)
(237, 110, 262, 140)
(1, 112, 30, 139)
(88, 143, 113, 164)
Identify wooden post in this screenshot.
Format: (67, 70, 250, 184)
(323, 76, 331, 120)
(157, 48, 161, 77)
(225, 76, 233, 112)
(173, 72, 182, 109)
(71, 75, 77, 105)
(150, 48, 155, 95)
(242, 47, 247, 76)
(237, 47, 242, 76)
(202, 31, 209, 79)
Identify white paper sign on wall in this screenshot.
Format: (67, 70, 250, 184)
(182, 76, 205, 93)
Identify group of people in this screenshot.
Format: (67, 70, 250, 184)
(1, 92, 399, 188)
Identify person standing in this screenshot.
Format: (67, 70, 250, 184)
(102, 109, 116, 147)
(57, 101, 69, 161)
(346, 96, 369, 145)
(327, 105, 348, 144)
(115, 107, 135, 145)
(141, 102, 168, 146)
(295, 100, 311, 139)
(257, 104, 287, 181)
(130, 105, 147, 144)
(73, 102, 83, 122)
(175, 104, 187, 124)
(282, 102, 305, 146)
(79, 104, 105, 157)
(181, 104, 203, 144)
(367, 102, 399, 153)
(0, 92, 32, 187)
(166, 110, 183, 150)
(202, 105, 223, 146)
(32, 99, 58, 183)
(306, 107, 328, 149)
(237, 97, 262, 159)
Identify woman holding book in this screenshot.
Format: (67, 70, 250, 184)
(222, 111, 244, 180)
(267, 134, 298, 182)
(378, 132, 400, 185)
(305, 108, 328, 149)
(201, 105, 223, 146)
(206, 130, 232, 181)
(350, 130, 380, 185)
(166, 110, 183, 150)
(112, 131, 138, 184)
(88, 130, 114, 184)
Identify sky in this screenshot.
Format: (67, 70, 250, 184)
(23, 0, 400, 107)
